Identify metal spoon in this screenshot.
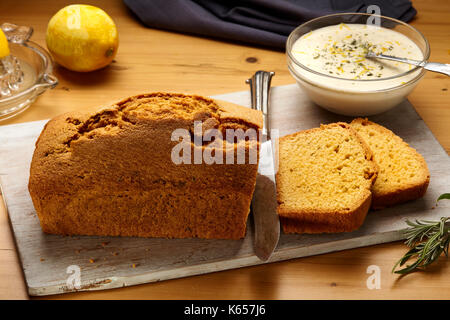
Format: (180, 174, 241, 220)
(366, 51, 450, 77)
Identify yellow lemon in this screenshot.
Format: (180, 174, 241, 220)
(0, 29, 10, 59)
(46, 4, 118, 72)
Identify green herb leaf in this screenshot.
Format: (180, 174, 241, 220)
(393, 215, 450, 275)
(437, 193, 450, 202)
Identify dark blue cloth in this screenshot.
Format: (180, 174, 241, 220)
(124, 0, 416, 49)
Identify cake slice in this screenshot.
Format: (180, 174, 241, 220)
(350, 118, 430, 209)
(276, 123, 378, 234)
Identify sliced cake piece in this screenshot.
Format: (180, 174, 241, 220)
(276, 123, 378, 234)
(350, 118, 430, 209)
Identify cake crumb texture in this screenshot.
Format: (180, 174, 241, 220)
(276, 123, 378, 234)
(350, 118, 429, 209)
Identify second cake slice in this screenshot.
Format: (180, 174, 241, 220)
(350, 118, 430, 209)
(276, 123, 378, 234)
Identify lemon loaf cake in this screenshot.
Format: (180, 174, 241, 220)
(350, 118, 429, 209)
(276, 123, 378, 234)
(28, 93, 262, 239)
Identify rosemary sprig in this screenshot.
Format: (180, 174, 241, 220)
(437, 193, 450, 201)
(392, 195, 450, 275)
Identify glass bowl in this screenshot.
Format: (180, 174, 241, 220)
(286, 13, 430, 116)
(0, 23, 58, 121)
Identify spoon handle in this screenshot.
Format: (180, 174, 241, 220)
(423, 62, 450, 77)
(367, 51, 450, 77)
(367, 52, 425, 67)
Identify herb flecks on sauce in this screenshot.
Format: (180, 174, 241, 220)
(292, 23, 423, 80)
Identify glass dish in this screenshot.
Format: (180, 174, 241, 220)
(0, 23, 58, 121)
(286, 13, 430, 116)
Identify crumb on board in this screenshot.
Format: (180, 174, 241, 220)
(40, 258, 45, 262)
(89, 259, 95, 264)
(112, 252, 119, 256)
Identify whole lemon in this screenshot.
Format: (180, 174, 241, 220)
(0, 29, 10, 59)
(46, 4, 118, 72)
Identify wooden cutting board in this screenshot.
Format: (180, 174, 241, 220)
(0, 84, 449, 296)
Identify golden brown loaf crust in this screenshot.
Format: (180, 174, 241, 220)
(276, 123, 378, 234)
(28, 93, 262, 239)
(350, 118, 430, 210)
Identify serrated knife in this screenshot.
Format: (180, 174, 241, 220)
(246, 71, 280, 261)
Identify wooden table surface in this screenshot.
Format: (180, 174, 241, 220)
(0, 0, 449, 300)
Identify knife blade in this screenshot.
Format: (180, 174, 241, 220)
(246, 71, 280, 261)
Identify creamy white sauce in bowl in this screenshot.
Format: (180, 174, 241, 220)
(287, 14, 429, 116)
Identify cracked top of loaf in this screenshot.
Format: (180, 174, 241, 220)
(33, 92, 263, 158)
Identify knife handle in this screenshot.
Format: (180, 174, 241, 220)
(246, 71, 275, 138)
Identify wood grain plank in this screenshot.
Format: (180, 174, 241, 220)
(0, 184, 28, 299)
